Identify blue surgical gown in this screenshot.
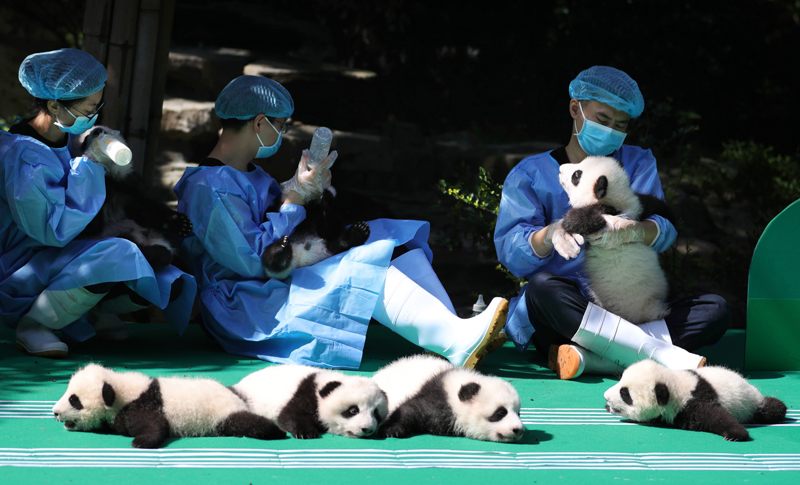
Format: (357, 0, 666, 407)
(173, 162, 432, 369)
(494, 145, 677, 351)
(0, 129, 196, 340)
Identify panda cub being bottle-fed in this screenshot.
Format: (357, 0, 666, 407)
(52, 363, 286, 448)
(74, 126, 193, 268)
(604, 360, 788, 441)
(261, 187, 371, 279)
(558, 156, 675, 323)
(372, 354, 525, 442)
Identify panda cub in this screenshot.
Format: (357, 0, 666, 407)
(75, 126, 193, 268)
(232, 364, 389, 439)
(52, 363, 286, 448)
(604, 359, 788, 441)
(261, 187, 371, 279)
(372, 354, 525, 442)
(559, 156, 675, 323)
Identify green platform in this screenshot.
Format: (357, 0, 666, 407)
(746, 198, 800, 370)
(1, 322, 798, 484)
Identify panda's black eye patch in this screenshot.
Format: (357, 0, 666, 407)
(620, 387, 633, 406)
(373, 408, 384, 423)
(341, 405, 359, 419)
(571, 170, 583, 186)
(488, 406, 508, 423)
(69, 394, 83, 410)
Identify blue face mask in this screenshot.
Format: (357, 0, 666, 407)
(54, 104, 98, 135)
(574, 103, 627, 156)
(255, 118, 282, 159)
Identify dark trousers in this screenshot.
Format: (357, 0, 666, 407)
(524, 272, 731, 359)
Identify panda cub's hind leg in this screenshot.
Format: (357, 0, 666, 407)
(262, 235, 294, 277)
(330, 221, 370, 254)
(217, 411, 287, 440)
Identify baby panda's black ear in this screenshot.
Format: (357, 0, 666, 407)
(655, 383, 670, 406)
(458, 383, 481, 402)
(594, 176, 608, 200)
(102, 382, 115, 407)
(319, 381, 342, 398)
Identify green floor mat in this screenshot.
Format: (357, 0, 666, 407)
(1, 322, 798, 484)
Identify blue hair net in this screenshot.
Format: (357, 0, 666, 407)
(19, 48, 107, 101)
(215, 75, 294, 120)
(568, 66, 644, 118)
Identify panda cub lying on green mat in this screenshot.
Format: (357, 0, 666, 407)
(604, 360, 787, 441)
(53, 363, 286, 448)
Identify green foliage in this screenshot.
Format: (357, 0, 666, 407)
(436, 164, 500, 252)
(437, 163, 526, 290)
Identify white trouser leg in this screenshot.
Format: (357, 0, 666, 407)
(23, 287, 108, 330)
(372, 265, 507, 368)
(389, 248, 455, 313)
(16, 287, 108, 357)
(572, 302, 705, 369)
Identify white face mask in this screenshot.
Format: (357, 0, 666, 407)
(254, 118, 282, 159)
(54, 104, 98, 135)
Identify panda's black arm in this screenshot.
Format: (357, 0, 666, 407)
(378, 379, 457, 439)
(636, 193, 675, 224)
(276, 375, 327, 439)
(111, 380, 171, 448)
(562, 204, 614, 236)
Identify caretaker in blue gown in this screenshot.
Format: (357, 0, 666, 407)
(175, 75, 509, 369)
(494, 66, 730, 380)
(0, 48, 196, 358)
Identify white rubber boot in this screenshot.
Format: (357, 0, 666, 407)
(15, 317, 69, 358)
(15, 287, 108, 357)
(390, 248, 455, 313)
(88, 311, 130, 341)
(572, 302, 706, 370)
(373, 265, 508, 368)
(548, 344, 624, 380)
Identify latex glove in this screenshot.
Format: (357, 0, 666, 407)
(588, 214, 645, 248)
(280, 149, 336, 204)
(542, 220, 584, 260)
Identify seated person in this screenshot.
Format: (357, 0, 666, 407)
(494, 66, 730, 379)
(174, 75, 507, 369)
(0, 48, 195, 358)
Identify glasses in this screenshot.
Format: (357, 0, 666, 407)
(268, 117, 292, 134)
(64, 100, 105, 121)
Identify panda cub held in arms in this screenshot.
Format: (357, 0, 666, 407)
(232, 364, 389, 439)
(74, 126, 193, 268)
(261, 187, 371, 280)
(371, 354, 525, 442)
(52, 363, 286, 448)
(559, 155, 675, 323)
(604, 359, 788, 441)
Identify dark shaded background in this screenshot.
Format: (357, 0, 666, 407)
(2, 0, 799, 327)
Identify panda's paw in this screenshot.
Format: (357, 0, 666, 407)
(378, 424, 410, 439)
(723, 428, 750, 442)
(345, 221, 371, 246)
(163, 212, 193, 237)
(261, 236, 294, 275)
(291, 425, 321, 440)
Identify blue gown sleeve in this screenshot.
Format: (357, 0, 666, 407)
(626, 148, 677, 252)
(4, 141, 106, 247)
(185, 177, 306, 278)
(494, 165, 553, 279)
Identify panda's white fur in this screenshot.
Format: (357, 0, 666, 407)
(52, 363, 285, 448)
(604, 359, 788, 441)
(233, 364, 388, 439)
(261, 187, 371, 280)
(558, 156, 669, 323)
(372, 354, 524, 442)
